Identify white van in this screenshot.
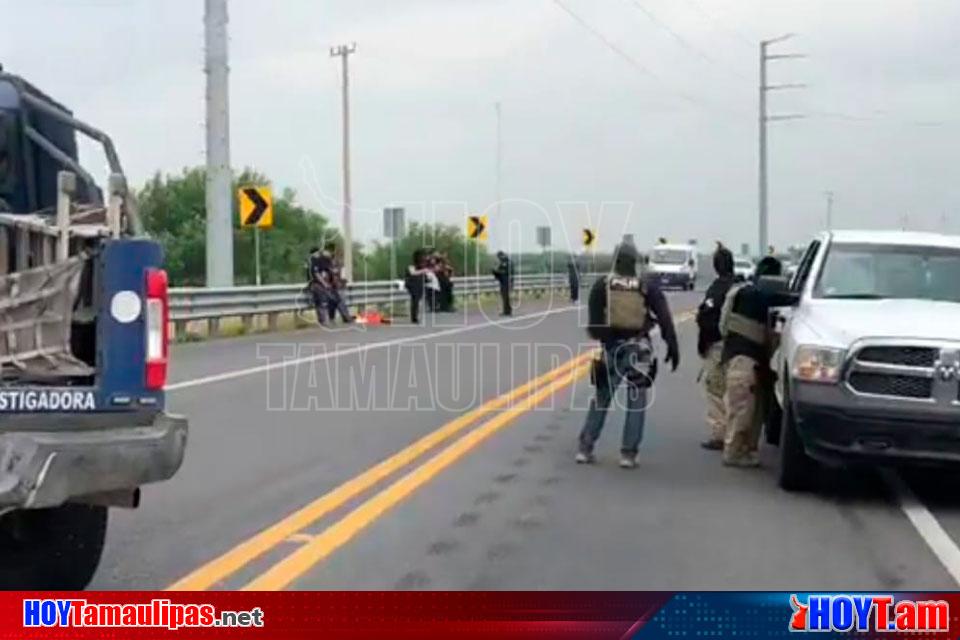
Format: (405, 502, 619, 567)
(645, 244, 698, 290)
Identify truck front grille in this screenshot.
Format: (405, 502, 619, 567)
(848, 372, 933, 399)
(856, 346, 938, 368)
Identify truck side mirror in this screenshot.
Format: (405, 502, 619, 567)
(688, 258, 695, 267)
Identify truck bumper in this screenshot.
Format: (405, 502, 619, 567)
(0, 412, 187, 509)
(795, 402, 960, 467)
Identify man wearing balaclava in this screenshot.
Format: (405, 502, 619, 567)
(719, 255, 793, 467)
(577, 243, 680, 469)
(696, 243, 736, 450)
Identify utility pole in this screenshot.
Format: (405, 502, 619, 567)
(824, 190, 834, 230)
(495, 101, 502, 223)
(331, 43, 357, 282)
(204, 0, 233, 286)
(759, 33, 805, 257)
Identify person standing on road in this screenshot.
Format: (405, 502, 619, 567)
(437, 253, 455, 312)
(405, 248, 430, 324)
(326, 245, 355, 324)
(567, 258, 580, 303)
(719, 256, 791, 467)
(492, 251, 514, 316)
(424, 253, 441, 313)
(307, 245, 333, 325)
(577, 243, 680, 469)
(696, 244, 736, 450)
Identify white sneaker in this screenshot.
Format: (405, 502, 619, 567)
(575, 451, 595, 464)
(619, 455, 638, 469)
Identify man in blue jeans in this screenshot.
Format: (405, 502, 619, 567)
(577, 243, 680, 468)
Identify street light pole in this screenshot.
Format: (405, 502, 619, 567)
(331, 43, 357, 282)
(495, 101, 502, 221)
(204, 0, 234, 286)
(758, 40, 768, 258)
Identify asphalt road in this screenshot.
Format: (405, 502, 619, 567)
(91, 287, 960, 590)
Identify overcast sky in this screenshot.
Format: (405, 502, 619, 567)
(3, 0, 958, 253)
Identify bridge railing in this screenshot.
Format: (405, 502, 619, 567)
(168, 273, 591, 337)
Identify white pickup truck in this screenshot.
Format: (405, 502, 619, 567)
(768, 230, 960, 491)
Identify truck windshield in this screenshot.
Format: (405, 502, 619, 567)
(651, 249, 688, 265)
(815, 243, 960, 303)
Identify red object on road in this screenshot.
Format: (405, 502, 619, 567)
(356, 310, 390, 325)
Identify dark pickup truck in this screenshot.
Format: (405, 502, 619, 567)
(0, 69, 187, 588)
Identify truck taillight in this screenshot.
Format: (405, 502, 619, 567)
(145, 268, 169, 390)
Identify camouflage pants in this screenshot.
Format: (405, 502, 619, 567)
(702, 343, 726, 442)
(723, 355, 762, 463)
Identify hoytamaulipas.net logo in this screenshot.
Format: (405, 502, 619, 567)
(789, 594, 949, 633)
(23, 599, 264, 630)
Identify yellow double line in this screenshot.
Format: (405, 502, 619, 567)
(169, 351, 593, 591)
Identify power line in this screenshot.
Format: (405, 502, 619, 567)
(624, 0, 717, 65)
(551, 0, 662, 81)
(551, 0, 747, 116)
(624, 0, 754, 83)
(680, 0, 756, 48)
(806, 107, 951, 128)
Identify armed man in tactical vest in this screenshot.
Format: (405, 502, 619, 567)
(718, 256, 794, 467)
(576, 243, 680, 469)
(696, 244, 736, 451)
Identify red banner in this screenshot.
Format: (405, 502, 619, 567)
(9, 592, 671, 640)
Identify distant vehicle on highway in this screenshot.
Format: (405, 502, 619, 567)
(767, 230, 960, 491)
(733, 256, 755, 282)
(645, 243, 697, 290)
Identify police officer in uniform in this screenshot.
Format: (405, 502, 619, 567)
(719, 256, 793, 467)
(492, 251, 514, 316)
(577, 243, 680, 468)
(696, 244, 736, 450)
(307, 245, 333, 325)
(567, 258, 580, 303)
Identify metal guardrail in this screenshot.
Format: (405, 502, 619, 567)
(169, 273, 590, 336)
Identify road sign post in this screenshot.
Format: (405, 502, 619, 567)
(254, 227, 261, 286)
(536, 226, 551, 273)
(239, 186, 273, 286)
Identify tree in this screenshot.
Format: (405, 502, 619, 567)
(359, 222, 492, 281)
(137, 167, 336, 286)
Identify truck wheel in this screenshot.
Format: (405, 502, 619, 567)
(0, 504, 107, 589)
(778, 403, 815, 492)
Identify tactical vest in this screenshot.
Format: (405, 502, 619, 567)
(606, 275, 647, 331)
(719, 283, 767, 345)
